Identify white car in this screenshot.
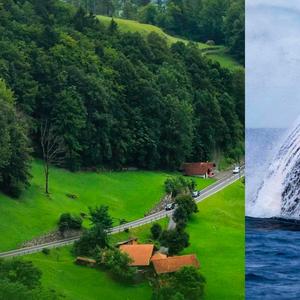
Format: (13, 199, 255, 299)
(233, 166, 240, 174)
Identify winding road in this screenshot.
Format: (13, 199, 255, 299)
(0, 169, 244, 258)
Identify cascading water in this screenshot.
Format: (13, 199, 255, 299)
(247, 118, 300, 220)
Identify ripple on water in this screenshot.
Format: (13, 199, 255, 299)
(246, 217, 300, 300)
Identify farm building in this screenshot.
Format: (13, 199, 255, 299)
(119, 244, 154, 266)
(75, 257, 96, 267)
(182, 162, 216, 178)
(117, 241, 201, 274)
(152, 254, 200, 274)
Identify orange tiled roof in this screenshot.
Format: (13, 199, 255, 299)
(120, 244, 154, 266)
(152, 254, 200, 274)
(151, 252, 167, 261)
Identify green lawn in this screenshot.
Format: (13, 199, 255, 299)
(22, 180, 244, 300)
(183, 180, 245, 300)
(98, 15, 242, 70)
(0, 160, 213, 252)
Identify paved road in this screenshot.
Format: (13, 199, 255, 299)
(0, 169, 244, 258)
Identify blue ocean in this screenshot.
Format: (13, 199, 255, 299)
(246, 128, 300, 299)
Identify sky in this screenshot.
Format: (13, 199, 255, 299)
(246, 0, 300, 128)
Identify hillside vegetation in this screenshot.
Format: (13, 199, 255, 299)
(0, 0, 244, 198)
(98, 15, 210, 49)
(98, 15, 241, 71)
(66, 0, 245, 63)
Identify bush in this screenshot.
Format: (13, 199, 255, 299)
(153, 266, 206, 300)
(160, 229, 189, 255)
(97, 248, 136, 283)
(164, 177, 196, 198)
(73, 224, 109, 256)
(42, 248, 50, 255)
(58, 213, 82, 233)
(151, 223, 162, 240)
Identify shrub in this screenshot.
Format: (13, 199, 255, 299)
(97, 248, 136, 283)
(153, 266, 206, 300)
(151, 223, 162, 240)
(42, 248, 50, 255)
(58, 213, 82, 233)
(73, 224, 109, 256)
(164, 177, 196, 198)
(173, 194, 198, 225)
(160, 229, 189, 255)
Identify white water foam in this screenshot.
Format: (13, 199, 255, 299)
(247, 117, 300, 219)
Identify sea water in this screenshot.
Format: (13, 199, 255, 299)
(246, 128, 300, 299)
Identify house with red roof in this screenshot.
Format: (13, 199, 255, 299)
(182, 162, 216, 178)
(151, 254, 200, 274)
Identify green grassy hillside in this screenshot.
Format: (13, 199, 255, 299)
(23, 180, 244, 300)
(98, 15, 209, 49)
(183, 180, 245, 299)
(98, 15, 242, 70)
(0, 160, 213, 252)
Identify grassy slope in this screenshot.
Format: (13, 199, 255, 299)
(24, 181, 244, 300)
(98, 15, 209, 49)
(98, 16, 242, 70)
(0, 160, 213, 251)
(183, 180, 245, 300)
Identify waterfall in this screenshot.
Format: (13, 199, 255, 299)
(247, 118, 300, 220)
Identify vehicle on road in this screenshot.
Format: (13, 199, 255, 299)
(165, 203, 176, 211)
(233, 166, 240, 174)
(192, 191, 201, 198)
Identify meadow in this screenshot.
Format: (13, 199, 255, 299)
(22, 180, 244, 300)
(183, 180, 245, 299)
(97, 15, 242, 70)
(0, 160, 213, 252)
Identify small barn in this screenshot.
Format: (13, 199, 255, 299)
(75, 257, 96, 267)
(151, 254, 200, 274)
(182, 162, 216, 178)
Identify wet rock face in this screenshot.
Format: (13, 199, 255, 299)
(282, 160, 300, 219)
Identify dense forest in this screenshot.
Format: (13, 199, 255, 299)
(0, 0, 244, 197)
(64, 0, 245, 63)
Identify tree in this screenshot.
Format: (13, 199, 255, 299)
(89, 205, 113, 229)
(58, 213, 82, 233)
(170, 266, 206, 300)
(160, 229, 189, 255)
(151, 223, 162, 240)
(0, 259, 41, 290)
(0, 79, 31, 197)
(73, 223, 109, 256)
(97, 248, 136, 282)
(164, 177, 196, 198)
(153, 266, 205, 300)
(175, 194, 198, 217)
(40, 120, 66, 195)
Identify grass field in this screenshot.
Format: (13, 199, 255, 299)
(22, 180, 244, 300)
(97, 15, 242, 70)
(204, 48, 242, 71)
(183, 180, 245, 300)
(0, 160, 213, 252)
